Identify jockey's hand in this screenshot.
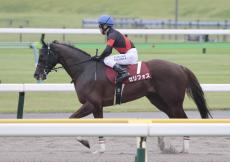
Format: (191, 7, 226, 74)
(91, 56, 101, 62)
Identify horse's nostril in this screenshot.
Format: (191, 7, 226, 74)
(34, 72, 39, 77)
(34, 73, 42, 80)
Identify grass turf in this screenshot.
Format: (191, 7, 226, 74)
(0, 47, 229, 113)
(0, 0, 230, 28)
(0, 0, 230, 113)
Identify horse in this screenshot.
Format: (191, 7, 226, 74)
(34, 35, 212, 154)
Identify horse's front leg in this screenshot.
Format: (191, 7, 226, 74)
(69, 102, 95, 118)
(92, 108, 106, 154)
(69, 102, 96, 149)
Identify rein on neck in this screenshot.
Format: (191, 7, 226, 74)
(48, 43, 93, 73)
(49, 57, 93, 73)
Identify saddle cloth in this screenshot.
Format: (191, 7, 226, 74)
(105, 61, 151, 84)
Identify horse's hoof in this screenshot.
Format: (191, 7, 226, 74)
(181, 149, 189, 154)
(91, 143, 106, 154)
(92, 148, 105, 154)
(78, 139, 90, 149)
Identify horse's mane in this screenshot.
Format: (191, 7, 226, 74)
(53, 41, 91, 57)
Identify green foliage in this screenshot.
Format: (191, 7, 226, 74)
(0, 0, 230, 27)
(0, 47, 230, 113)
(0, 0, 230, 113)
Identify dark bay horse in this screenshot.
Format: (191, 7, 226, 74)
(34, 36, 212, 153)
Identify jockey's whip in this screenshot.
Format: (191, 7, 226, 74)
(94, 49, 98, 80)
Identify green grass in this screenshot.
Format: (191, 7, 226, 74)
(0, 0, 230, 28)
(0, 47, 230, 113)
(0, 0, 230, 114)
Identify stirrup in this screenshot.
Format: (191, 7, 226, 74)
(116, 73, 130, 83)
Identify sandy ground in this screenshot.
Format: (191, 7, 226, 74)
(0, 136, 229, 162)
(0, 111, 229, 162)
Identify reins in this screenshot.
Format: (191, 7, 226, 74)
(40, 34, 99, 79)
(49, 57, 94, 73)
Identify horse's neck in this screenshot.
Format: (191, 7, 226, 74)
(56, 45, 90, 81)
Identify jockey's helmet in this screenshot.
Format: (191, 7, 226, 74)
(98, 15, 114, 27)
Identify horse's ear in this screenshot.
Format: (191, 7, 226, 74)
(40, 33, 47, 47)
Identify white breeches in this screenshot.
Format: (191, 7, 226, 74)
(103, 48, 138, 68)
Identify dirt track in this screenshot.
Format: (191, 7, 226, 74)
(0, 111, 229, 162)
(0, 136, 229, 162)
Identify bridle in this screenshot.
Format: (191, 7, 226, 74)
(42, 43, 59, 74)
(42, 43, 94, 74)
(39, 34, 98, 81)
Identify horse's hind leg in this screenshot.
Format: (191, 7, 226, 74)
(166, 104, 190, 153)
(146, 93, 176, 153)
(162, 99, 190, 153)
(146, 92, 186, 118)
(162, 92, 190, 154)
(146, 93, 189, 153)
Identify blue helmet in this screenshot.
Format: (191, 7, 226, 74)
(98, 15, 114, 27)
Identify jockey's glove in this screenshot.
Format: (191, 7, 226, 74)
(91, 56, 101, 62)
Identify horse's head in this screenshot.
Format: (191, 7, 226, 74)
(34, 34, 58, 80)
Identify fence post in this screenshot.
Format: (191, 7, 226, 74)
(135, 137, 147, 162)
(168, 19, 172, 40)
(223, 20, 228, 41)
(17, 92, 25, 119)
(202, 35, 209, 54)
(161, 21, 165, 40)
(19, 25, 23, 42)
(62, 26, 66, 41)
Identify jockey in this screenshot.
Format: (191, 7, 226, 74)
(95, 15, 138, 83)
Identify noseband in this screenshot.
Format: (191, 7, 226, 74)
(41, 43, 99, 80)
(43, 43, 60, 74)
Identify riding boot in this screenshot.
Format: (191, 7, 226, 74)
(113, 64, 130, 83)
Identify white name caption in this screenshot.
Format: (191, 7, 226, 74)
(128, 73, 151, 82)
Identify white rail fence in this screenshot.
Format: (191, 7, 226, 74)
(1, 84, 230, 161)
(1, 119, 230, 162)
(1, 83, 230, 92)
(1, 28, 230, 35)
(0, 119, 230, 136)
(0, 83, 230, 119)
(1, 123, 230, 136)
(0, 118, 230, 161)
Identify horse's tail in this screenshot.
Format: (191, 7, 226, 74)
(183, 67, 212, 119)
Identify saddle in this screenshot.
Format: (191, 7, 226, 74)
(106, 61, 151, 84)
(105, 61, 151, 104)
